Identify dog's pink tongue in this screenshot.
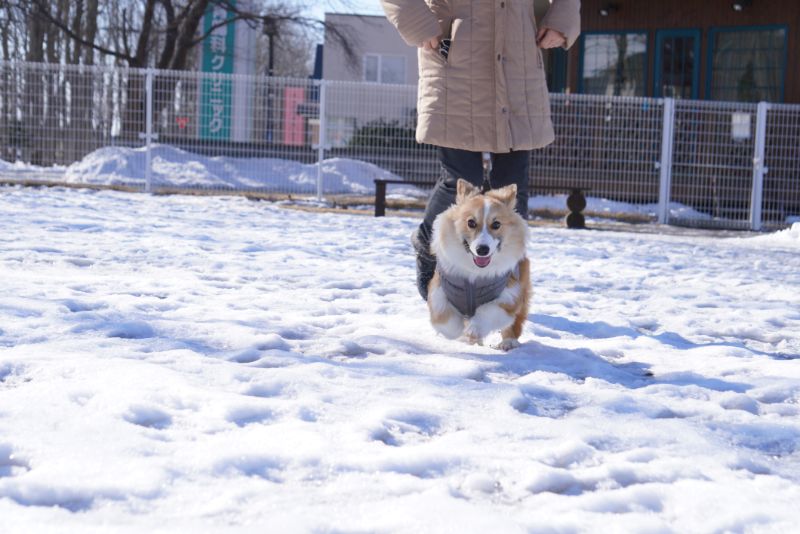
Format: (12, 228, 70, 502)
(473, 255, 492, 268)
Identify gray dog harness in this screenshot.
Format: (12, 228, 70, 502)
(438, 265, 518, 317)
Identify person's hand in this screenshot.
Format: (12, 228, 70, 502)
(420, 35, 440, 50)
(537, 27, 566, 49)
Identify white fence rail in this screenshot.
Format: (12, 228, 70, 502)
(1, 60, 799, 230)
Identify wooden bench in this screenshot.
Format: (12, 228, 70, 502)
(374, 179, 589, 229)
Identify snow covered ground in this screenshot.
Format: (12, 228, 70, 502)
(1, 185, 799, 533)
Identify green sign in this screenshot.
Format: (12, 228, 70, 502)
(200, 2, 236, 140)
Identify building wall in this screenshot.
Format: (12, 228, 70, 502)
(320, 14, 419, 147)
(569, 0, 799, 102)
(323, 14, 419, 85)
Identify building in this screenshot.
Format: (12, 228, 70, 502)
(318, 14, 419, 148)
(322, 2, 797, 104)
(322, 14, 419, 86)
(556, 0, 798, 103)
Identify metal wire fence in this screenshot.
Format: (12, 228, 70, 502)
(532, 94, 664, 203)
(670, 100, 760, 229)
(763, 103, 800, 230)
(1, 60, 799, 230)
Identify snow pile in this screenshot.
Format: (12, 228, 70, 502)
(1, 186, 799, 532)
(5, 150, 783, 225)
(0, 158, 64, 175)
(62, 144, 413, 195)
(747, 222, 800, 246)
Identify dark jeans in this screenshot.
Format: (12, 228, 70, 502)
(416, 147, 531, 248)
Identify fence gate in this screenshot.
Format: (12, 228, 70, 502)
(668, 100, 757, 229)
(761, 104, 800, 230)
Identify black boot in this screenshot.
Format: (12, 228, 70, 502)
(413, 149, 485, 301)
(411, 228, 436, 301)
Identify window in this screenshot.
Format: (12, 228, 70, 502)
(580, 32, 648, 96)
(708, 26, 787, 103)
(655, 29, 700, 99)
(364, 55, 379, 82)
(363, 54, 406, 84)
(380, 56, 406, 84)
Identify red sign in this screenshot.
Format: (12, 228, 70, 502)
(283, 87, 306, 146)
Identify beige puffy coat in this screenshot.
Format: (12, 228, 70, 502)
(381, 0, 580, 153)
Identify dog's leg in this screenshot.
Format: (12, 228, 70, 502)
(466, 303, 514, 346)
(498, 317, 524, 351)
(498, 303, 528, 347)
(498, 260, 531, 351)
(428, 279, 465, 339)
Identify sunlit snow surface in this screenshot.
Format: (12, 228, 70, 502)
(1, 186, 799, 533)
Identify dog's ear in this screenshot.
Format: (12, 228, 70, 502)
(456, 179, 480, 203)
(487, 183, 517, 209)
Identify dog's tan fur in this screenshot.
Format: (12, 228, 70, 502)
(427, 179, 531, 350)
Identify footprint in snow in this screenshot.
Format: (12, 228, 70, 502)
(0, 363, 31, 389)
(241, 381, 286, 399)
(214, 454, 284, 482)
(225, 405, 275, 427)
(106, 321, 156, 339)
(123, 405, 172, 430)
(61, 299, 107, 313)
(321, 280, 373, 290)
(65, 257, 94, 268)
(370, 410, 442, 447)
(228, 348, 262, 364)
(0, 444, 30, 478)
(510, 385, 577, 419)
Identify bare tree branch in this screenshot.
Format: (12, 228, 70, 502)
(28, 0, 136, 64)
(156, 0, 178, 69)
(18, 0, 362, 75)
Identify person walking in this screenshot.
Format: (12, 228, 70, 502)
(380, 0, 581, 300)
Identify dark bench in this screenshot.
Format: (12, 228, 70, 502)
(373, 179, 431, 217)
(374, 179, 589, 229)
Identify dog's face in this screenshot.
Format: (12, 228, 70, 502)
(431, 179, 528, 277)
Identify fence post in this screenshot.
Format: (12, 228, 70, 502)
(749, 101, 769, 231)
(139, 68, 156, 194)
(657, 97, 675, 225)
(316, 79, 327, 200)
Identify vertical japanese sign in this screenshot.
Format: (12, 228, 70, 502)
(200, 2, 236, 140)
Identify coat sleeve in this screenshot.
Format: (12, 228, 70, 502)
(540, 0, 581, 50)
(380, 0, 442, 48)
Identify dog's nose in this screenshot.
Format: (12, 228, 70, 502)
(476, 245, 490, 257)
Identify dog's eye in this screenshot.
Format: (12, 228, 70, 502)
(491, 221, 501, 230)
(467, 219, 477, 229)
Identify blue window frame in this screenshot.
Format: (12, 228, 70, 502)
(579, 31, 649, 96)
(654, 29, 701, 99)
(706, 25, 788, 103)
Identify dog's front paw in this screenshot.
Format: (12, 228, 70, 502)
(462, 326, 483, 346)
(494, 338, 520, 352)
(464, 333, 484, 346)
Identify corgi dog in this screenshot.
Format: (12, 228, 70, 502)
(427, 179, 530, 351)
